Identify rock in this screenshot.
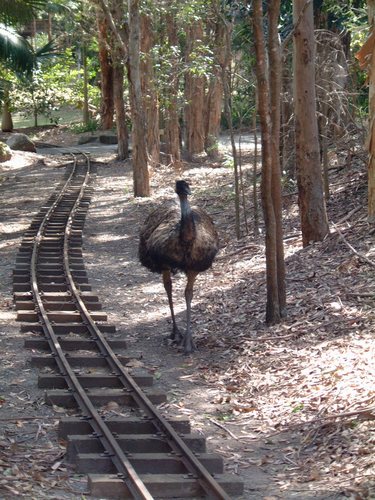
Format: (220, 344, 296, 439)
(77, 135, 98, 145)
(99, 133, 118, 145)
(0, 141, 12, 162)
(7, 133, 36, 153)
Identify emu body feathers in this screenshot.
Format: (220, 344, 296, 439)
(139, 203, 218, 274)
(138, 180, 219, 354)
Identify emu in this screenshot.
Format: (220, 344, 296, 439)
(138, 180, 219, 354)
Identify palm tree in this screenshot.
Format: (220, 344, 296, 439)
(0, 0, 47, 70)
(1, 0, 46, 25)
(0, 0, 47, 130)
(0, 25, 35, 74)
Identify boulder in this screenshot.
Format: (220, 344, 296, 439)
(77, 135, 98, 145)
(99, 133, 118, 144)
(0, 141, 12, 162)
(7, 133, 36, 153)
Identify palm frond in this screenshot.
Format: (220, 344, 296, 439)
(0, 24, 33, 73)
(0, 0, 47, 25)
(35, 38, 58, 58)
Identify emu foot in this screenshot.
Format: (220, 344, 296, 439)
(183, 336, 196, 355)
(169, 326, 183, 344)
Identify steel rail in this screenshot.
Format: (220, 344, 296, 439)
(63, 157, 231, 499)
(30, 153, 153, 500)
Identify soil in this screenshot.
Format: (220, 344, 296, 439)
(0, 125, 374, 499)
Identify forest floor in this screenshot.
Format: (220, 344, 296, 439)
(0, 125, 374, 499)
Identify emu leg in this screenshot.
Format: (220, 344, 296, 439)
(162, 270, 183, 342)
(184, 271, 198, 354)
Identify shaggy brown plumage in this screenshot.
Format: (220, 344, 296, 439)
(139, 180, 219, 354)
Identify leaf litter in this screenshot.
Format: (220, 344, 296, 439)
(0, 127, 374, 498)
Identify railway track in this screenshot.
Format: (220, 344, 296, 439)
(12, 153, 243, 499)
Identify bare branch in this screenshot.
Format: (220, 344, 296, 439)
(96, 0, 128, 59)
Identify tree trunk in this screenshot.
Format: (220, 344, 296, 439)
(205, 15, 225, 158)
(140, 13, 160, 167)
(1, 86, 13, 132)
(97, 13, 114, 130)
(113, 59, 129, 160)
(221, 20, 241, 239)
(268, 0, 286, 315)
(108, 0, 129, 161)
(281, 50, 295, 179)
(184, 20, 205, 159)
(367, 1, 375, 222)
(293, 0, 329, 246)
(82, 42, 90, 125)
(164, 4, 182, 171)
(253, 0, 284, 324)
(128, 0, 150, 197)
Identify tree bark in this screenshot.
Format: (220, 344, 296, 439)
(205, 14, 225, 158)
(97, 12, 114, 130)
(140, 13, 160, 167)
(221, 19, 241, 239)
(82, 42, 90, 125)
(253, 0, 284, 324)
(128, 0, 150, 197)
(184, 20, 205, 159)
(293, 0, 329, 246)
(107, 0, 129, 160)
(1, 85, 13, 132)
(268, 0, 286, 315)
(164, 4, 182, 171)
(113, 59, 129, 160)
(367, 1, 375, 222)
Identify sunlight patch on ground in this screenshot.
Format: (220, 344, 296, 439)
(89, 233, 129, 243)
(0, 222, 26, 235)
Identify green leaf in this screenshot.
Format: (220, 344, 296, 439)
(0, 0, 47, 25)
(0, 24, 34, 73)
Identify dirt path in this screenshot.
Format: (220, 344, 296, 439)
(1, 138, 374, 498)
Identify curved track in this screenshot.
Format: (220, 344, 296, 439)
(13, 153, 243, 499)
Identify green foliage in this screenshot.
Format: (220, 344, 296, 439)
(291, 403, 304, 413)
(324, 0, 367, 51)
(0, 24, 34, 73)
(10, 46, 100, 124)
(223, 152, 234, 169)
(186, 42, 214, 79)
(0, 0, 47, 26)
(177, 0, 208, 24)
(70, 119, 98, 134)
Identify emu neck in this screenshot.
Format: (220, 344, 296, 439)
(179, 194, 195, 242)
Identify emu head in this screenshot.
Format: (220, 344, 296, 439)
(175, 180, 191, 196)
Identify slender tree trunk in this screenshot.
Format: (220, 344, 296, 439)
(97, 13, 114, 130)
(1, 85, 13, 132)
(222, 20, 241, 239)
(268, 0, 286, 315)
(293, 0, 329, 245)
(184, 20, 205, 159)
(128, 0, 150, 196)
(367, 0, 375, 221)
(107, 0, 129, 160)
(140, 13, 160, 168)
(113, 59, 129, 160)
(253, 0, 284, 324)
(164, 4, 182, 171)
(205, 14, 225, 158)
(82, 42, 90, 125)
(48, 13, 53, 42)
(252, 107, 259, 237)
(281, 50, 295, 178)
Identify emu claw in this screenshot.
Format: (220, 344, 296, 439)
(170, 326, 183, 344)
(183, 338, 196, 355)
